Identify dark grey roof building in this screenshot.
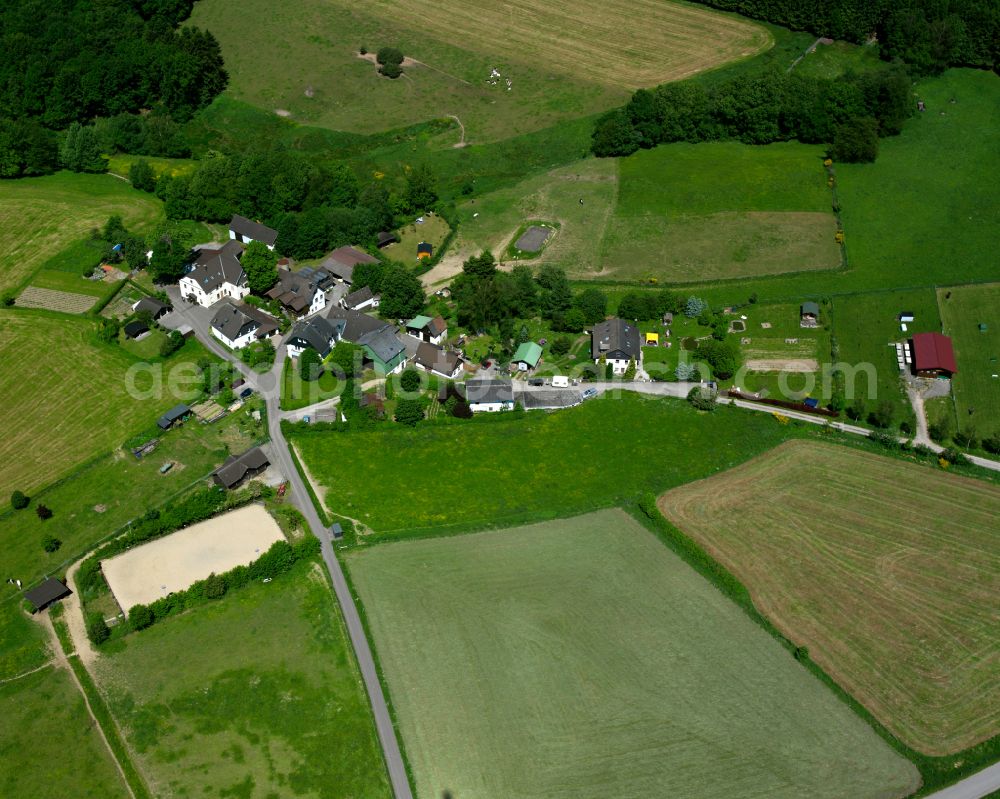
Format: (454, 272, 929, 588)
(24, 577, 71, 612)
(212, 447, 269, 489)
(342, 285, 379, 310)
(266, 267, 325, 314)
(210, 300, 278, 344)
(157, 403, 191, 430)
(133, 297, 170, 319)
(591, 318, 641, 362)
(319, 246, 378, 283)
(123, 320, 149, 339)
(288, 316, 339, 358)
(187, 240, 247, 294)
(229, 214, 278, 247)
(464, 379, 515, 405)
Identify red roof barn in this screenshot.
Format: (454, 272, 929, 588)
(911, 332, 957, 377)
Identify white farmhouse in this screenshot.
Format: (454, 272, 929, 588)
(592, 318, 642, 375)
(229, 215, 278, 250)
(209, 300, 279, 350)
(179, 241, 248, 308)
(286, 316, 339, 359)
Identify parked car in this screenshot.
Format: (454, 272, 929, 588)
(582, 388, 598, 400)
(528, 378, 544, 386)
(239, 387, 253, 399)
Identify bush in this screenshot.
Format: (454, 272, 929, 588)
(687, 385, 717, 411)
(376, 47, 404, 65)
(1, 291, 14, 307)
(400, 369, 420, 393)
(684, 296, 708, 318)
(940, 447, 968, 466)
(159, 329, 184, 358)
(550, 336, 572, 357)
(867, 400, 895, 429)
(830, 117, 879, 163)
(36, 504, 52, 520)
(202, 572, 227, 600)
(395, 397, 425, 427)
(379, 62, 403, 79)
(41, 534, 61, 553)
(868, 430, 898, 449)
(983, 432, 1000, 455)
(953, 426, 978, 449)
(129, 604, 154, 631)
(10, 490, 29, 510)
(928, 414, 952, 442)
(85, 612, 110, 645)
(299, 347, 322, 381)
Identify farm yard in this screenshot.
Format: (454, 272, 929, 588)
(188, 0, 770, 143)
(0, 311, 217, 497)
(291, 393, 798, 535)
(93, 564, 391, 799)
(347, 509, 920, 799)
(0, 173, 163, 295)
(599, 141, 840, 283)
(937, 283, 1000, 432)
(659, 440, 1000, 755)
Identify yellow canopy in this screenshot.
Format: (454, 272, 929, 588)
(645, 332, 659, 345)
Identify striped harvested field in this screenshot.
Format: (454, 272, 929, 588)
(659, 440, 1000, 755)
(16, 285, 97, 314)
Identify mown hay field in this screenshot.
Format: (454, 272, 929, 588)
(94, 565, 391, 799)
(659, 440, 1000, 755)
(348, 508, 920, 799)
(189, 0, 769, 143)
(0, 311, 213, 496)
(0, 173, 163, 294)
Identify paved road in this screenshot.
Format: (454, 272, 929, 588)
(925, 762, 1000, 799)
(165, 294, 413, 799)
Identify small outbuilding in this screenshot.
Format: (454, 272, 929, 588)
(645, 332, 659, 346)
(24, 577, 71, 613)
(157, 403, 191, 430)
(417, 241, 433, 260)
(123, 320, 149, 339)
(132, 297, 171, 319)
(898, 312, 915, 323)
(376, 231, 399, 248)
(800, 302, 820, 326)
(512, 341, 542, 372)
(212, 447, 270, 489)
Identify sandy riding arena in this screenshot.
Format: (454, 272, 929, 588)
(102, 504, 284, 612)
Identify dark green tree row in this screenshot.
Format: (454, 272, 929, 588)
(0, 0, 226, 128)
(685, 0, 998, 72)
(593, 66, 912, 162)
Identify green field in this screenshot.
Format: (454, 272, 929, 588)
(0, 411, 260, 590)
(348, 509, 920, 799)
(0, 665, 131, 799)
(938, 284, 1000, 433)
(790, 39, 884, 80)
(189, 0, 769, 145)
(661, 440, 1000, 755)
(292, 393, 796, 535)
(831, 289, 943, 426)
(94, 564, 391, 799)
(0, 173, 163, 294)
(382, 211, 451, 265)
(0, 311, 218, 497)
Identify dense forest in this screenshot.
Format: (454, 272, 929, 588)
(593, 66, 913, 161)
(689, 0, 999, 73)
(0, 0, 225, 176)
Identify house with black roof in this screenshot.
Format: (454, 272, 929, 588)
(132, 296, 171, 319)
(24, 577, 71, 613)
(157, 403, 191, 430)
(327, 308, 408, 374)
(123, 320, 149, 340)
(229, 214, 278, 250)
(287, 316, 339, 359)
(465, 379, 515, 412)
(341, 285, 380, 311)
(212, 447, 269, 489)
(413, 341, 463, 379)
(179, 240, 248, 308)
(591, 318, 641, 375)
(210, 300, 279, 350)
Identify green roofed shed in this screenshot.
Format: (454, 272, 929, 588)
(406, 315, 432, 331)
(513, 341, 543, 371)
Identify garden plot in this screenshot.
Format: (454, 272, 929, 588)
(102, 504, 284, 612)
(16, 285, 96, 314)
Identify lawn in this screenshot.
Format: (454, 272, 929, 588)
(831, 288, 943, 427)
(659, 440, 1000, 755)
(93, 563, 391, 799)
(381, 211, 451, 266)
(189, 0, 769, 144)
(280, 357, 345, 411)
(937, 283, 1000, 435)
(0, 410, 261, 589)
(347, 508, 919, 799)
(0, 311, 220, 497)
(0, 172, 163, 294)
(0, 665, 131, 799)
(790, 39, 884, 80)
(599, 141, 840, 282)
(292, 392, 797, 535)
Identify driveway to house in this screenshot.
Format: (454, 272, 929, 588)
(161, 291, 414, 799)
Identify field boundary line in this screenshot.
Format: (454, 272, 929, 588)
(0, 659, 54, 686)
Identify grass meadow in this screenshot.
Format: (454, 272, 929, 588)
(0, 311, 218, 497)
(0, 173, 163, 294)
(94, 563, 391, 799)
(937, 283, 1000, 433)
(291, 393, 796, 535)
(347, 508, 920, 799)
(660, 440, 1000, 755)
(188, 0, 769, 144)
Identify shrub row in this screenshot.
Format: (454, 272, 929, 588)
(726, 389, 840, 417)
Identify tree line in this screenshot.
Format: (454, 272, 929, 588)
(685, 0, 998, 73)
(593, 65, 913, 162)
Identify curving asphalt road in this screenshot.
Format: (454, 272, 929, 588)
(165, 293, 413, 799)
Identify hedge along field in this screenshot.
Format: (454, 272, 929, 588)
(291, 393, 796, 535)
(93, 564, 391, 799)
(937, 283, 1000, 433)
(347, 509, 920, 799)
(659, 440, 1000, 755)
(0, 311, 216, 497)
(599, 141, 840, 282)
(0, 172, 163, 294)
(188, 0, 769, 144)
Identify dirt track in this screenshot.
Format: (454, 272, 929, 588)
(102, 504, 284, 611)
